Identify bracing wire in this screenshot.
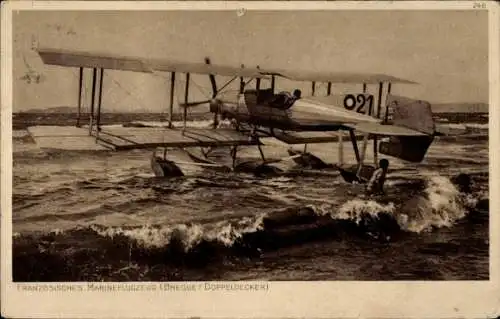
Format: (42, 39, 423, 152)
(68, 68, 217, 115)
(149, 71, 213, 100)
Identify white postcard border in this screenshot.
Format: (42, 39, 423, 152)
(2, 1, 499, 318)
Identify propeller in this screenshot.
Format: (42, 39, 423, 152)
(177, 57, 224, 128)
(178, 57, 219, 108)
(205, 57, 220, 128)
(205, 57, 218, 99)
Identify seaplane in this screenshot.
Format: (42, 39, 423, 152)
(29, 48, 436, 183)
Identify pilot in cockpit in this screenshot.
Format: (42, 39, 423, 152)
(271, 89, 302, 109)
(292, 89, 302, 100)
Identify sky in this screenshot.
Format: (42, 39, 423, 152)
(12, 9, 489, 112)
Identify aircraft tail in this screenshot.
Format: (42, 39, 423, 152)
(379, 135, 434, 162)
(379, 95, 435, 162)
(385, 95, 435, 134)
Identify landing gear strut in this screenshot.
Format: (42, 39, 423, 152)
(231, 146, 238, 169)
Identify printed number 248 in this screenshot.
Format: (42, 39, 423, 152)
(473, 2, 486, 9)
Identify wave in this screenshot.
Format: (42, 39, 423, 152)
(90, 213, 266, 251)
(17, 175, 487, 244)
(397, 175, 472, 232)
(15, 174, 486, 248)
(12, 174, 488, 281)
(312, 175, 484, 234)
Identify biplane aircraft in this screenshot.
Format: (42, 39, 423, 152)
(29, 48, 436, 182)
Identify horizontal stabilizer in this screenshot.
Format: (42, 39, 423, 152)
(344, 122, 426, 136)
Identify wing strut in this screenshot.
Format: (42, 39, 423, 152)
(255, 65, 261, 94)
(376, 82, 383, 118)
(183, 73, 190, 132)
(77, 67, 83, 127)
(239, 64, 245, 93)
(89, 68, 97, 136)
(357, 133, 369, 176)
(205, 58, 218, 129)
(349, 130, 360, 163)
(85, 67, 105, 139)
(95, 68, 104, 140)
(373, 82, 384, 165)
(337, 130, 344, 166)
(168, 72, 176, 128)
(384, 82, 392, 123)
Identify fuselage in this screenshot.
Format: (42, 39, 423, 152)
(214, 89, 379, 131)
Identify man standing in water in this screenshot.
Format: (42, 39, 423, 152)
(366, 159, 389, 195)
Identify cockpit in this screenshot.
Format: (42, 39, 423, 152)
(244, 88, 302, 110)
(267, 89, 302, 110)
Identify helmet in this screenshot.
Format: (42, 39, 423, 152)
(293, 89, 302, 99)
(379, 159, 389, 168)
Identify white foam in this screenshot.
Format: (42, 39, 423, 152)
(309, 174, 475, 234)
(90, 213, 266, 251)
(336, 199, 396, 223)
(399, 175, 469, 233)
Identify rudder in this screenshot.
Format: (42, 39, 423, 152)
(385, 95, 435, 134)
(379, 95, 435, 162)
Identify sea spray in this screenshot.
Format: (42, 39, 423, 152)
(425, 175, 466, 220)
(398, 175, 471, 232)
(44, 174, 480, 256)
(305, 200, 396, 227)
(303, 201, 400, 241)
(337, 200, 396, 223)
(307, 174, 477, 235)
(89, 213, 266, 252)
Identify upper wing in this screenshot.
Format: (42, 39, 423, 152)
(259, 69, 418, 84)
(38, 48, 415, 84)
(149, 58, 267, 78)
(38, 48, 153, 73)
(37, 48, 268, 78)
